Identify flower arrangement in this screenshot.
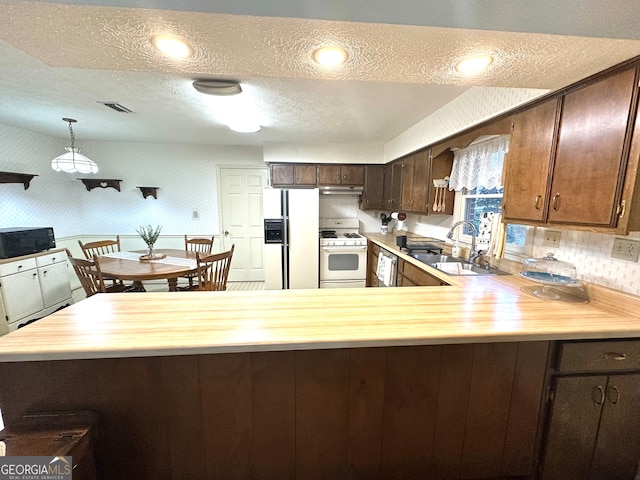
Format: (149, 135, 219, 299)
(136, 224, 162, 245)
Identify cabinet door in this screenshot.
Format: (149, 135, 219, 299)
(548, 67, 637, 226)
(0, 270, 44, 322)
(38, 262, 72, 308)
(317, 165, 341, 185)
(382, 164, 394, 210)
(542, 376, 607, 480)
(293, 165, 317, 185)
(271, 164, 294, 186)
(341, 165, 364, 185)
(590, 374, 640, 480)
(390, 161, 403, 210)
(401, 156, 414, 211)
(361, 166, 384, 210)
(503, 99, 558, 223)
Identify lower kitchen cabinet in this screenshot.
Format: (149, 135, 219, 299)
(0, 250, 72, 334)
(397, 257, 447, 286)
(541, 340, 640, 479)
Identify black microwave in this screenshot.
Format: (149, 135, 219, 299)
(0, 227, 56, 259)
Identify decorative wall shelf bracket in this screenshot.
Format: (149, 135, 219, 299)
(79, 178, 122, 192)
(0, 171, 38, 190)
(137, 186, 159, 199)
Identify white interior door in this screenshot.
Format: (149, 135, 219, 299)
(220, 167, 269, 282)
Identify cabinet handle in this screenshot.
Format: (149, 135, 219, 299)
(608, 385, 620, 405)
(593, 385, 605, 405)
(32, 272, 37, 278)
(18, 265, 23, 270)
(603, 352, 626, 361)
(552, 193, 560, 211)
(534, 194, 542, 210)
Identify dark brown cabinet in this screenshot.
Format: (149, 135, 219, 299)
(503, 67, 639, 230)
(317, 165, 365, 186)
(400, 151, 430, 213)
(270, 164, 317, 187)
(361, 165, 385, 210)
(396, 258, 446, 286)
(548, 67, 637, 227)
(503, 99, 559, 223)
(382, 160, 403, 211)
(542, 340, 640, 479)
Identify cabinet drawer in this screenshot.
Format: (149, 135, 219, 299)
(557, 340, 640, 373)
(0, 258, 37, 277)
(36, 251, 67, 267)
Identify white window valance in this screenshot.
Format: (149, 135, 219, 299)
(448, 134, 510, 191)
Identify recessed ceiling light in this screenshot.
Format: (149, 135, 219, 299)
(151, 35, 193, 58)
(312, 46, 348, 67)
(455, 54, 494, 75)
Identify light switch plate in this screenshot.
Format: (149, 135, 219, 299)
(611, 238, 640, 262)
(543, 230, 561, 248)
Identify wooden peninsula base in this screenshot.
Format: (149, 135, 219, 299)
(0, 341, 549, 480)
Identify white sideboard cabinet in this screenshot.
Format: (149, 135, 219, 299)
(0, 249, 73, 335)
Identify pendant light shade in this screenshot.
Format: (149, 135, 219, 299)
(51, 118, 98, 174)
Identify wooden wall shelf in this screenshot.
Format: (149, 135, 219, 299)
(137, 186, 159, 199)
(79, 178, 122, 192)
(0, 171, 38, 190)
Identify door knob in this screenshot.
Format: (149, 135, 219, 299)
(224, 230, 229, 236)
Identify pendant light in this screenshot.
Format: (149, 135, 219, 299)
(51, 118, 98, 174)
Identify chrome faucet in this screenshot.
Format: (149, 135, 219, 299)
(446, 221, 479, 263)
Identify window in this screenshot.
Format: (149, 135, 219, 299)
(449, 134, 531, 256)
(455, 186, 530, 254)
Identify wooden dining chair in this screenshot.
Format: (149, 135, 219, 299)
(78, 236, 129, 291)
(190, 245, 235, 291)
(182, 235, 215, 288)
(67, 250, 110, 297)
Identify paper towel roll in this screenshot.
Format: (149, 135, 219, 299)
(391, 212, 407, 221)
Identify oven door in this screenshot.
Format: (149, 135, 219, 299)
(319, 245, 367, 284)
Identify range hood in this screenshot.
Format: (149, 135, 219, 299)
(318, 185, 364, 195)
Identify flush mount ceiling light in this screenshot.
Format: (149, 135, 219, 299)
(228, 121, 262, 134)
(151, 35, 193, 58)
(312, 46, 349, 67)
(455, 54, 494, 75)
(51, 118, 98, 174)
(192, 80, 242, 96)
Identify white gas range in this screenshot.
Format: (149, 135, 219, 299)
(319, 218, 368, 288)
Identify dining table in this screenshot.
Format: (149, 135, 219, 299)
(97, 249, 198, 292)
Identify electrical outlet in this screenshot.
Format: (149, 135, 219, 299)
(192, 210, 199, 220)
(611, 238, 640, 262)
(543, 230, 561, 248)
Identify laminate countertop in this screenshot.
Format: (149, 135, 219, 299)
(0, 235, 639, 362)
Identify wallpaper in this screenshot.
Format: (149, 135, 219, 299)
(0, 123, 263, 238)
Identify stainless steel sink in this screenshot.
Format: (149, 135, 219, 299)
(410, 253, 509, 276)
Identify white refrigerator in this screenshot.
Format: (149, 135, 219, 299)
(263, 188, 319, 290)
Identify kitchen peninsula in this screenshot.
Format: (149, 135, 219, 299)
(1, 263, 640, 479)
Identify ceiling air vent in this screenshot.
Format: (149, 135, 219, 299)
(100, 102, 133, 113)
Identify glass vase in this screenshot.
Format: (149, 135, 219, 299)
(147, 243, 156, 259)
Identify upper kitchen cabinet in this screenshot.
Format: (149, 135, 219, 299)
(382, 160, 403, 211)
(548, 67, 638, 228)
(503, 99, 560, 223)
(317, 165, 365, 186)
(400, 151, 430, 213)
(360, 165, 385, 210)
(502, 66, 640, 232)
(270, 163, 317, 187)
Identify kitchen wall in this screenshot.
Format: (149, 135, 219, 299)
(0, 123, 263, 238)
(264, 142, 383, 164)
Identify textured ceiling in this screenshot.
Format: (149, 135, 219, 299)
(1, 0, 640, 146)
